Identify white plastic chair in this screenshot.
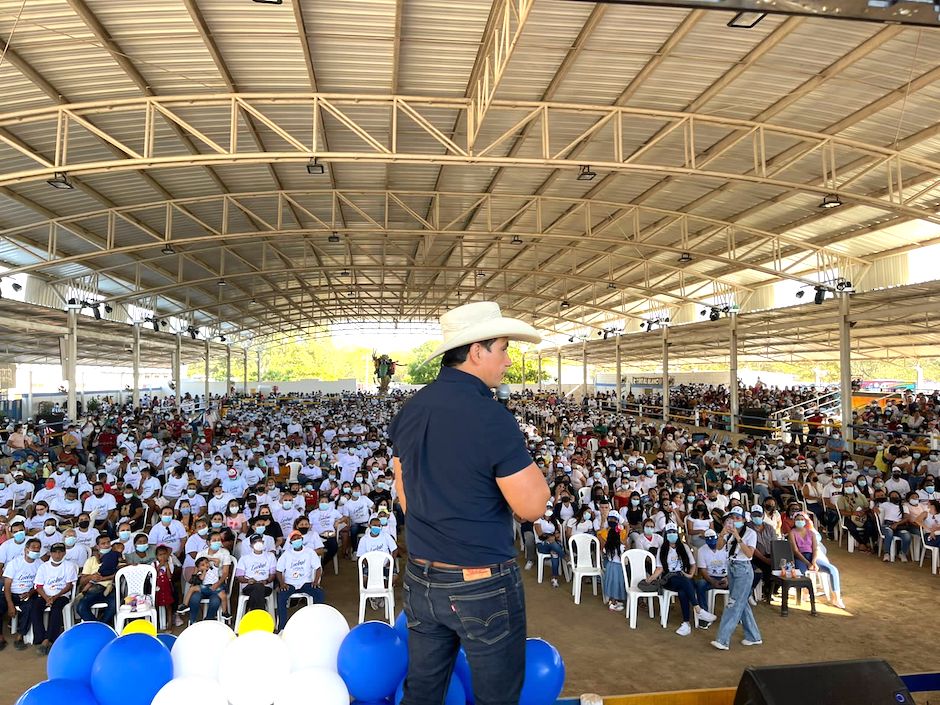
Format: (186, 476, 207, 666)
(21, 584, 78, 645)
(874, 513, 902, 561)
(233, 585, 276, 630)
(357, 551, 394, 625)
(567, 534, 602, 605)
(192, 563, 236, 625)
(840, 515, 857, 553)
(113, 564, 158, 633)
(619, 549, 658, 629)
(918, 526, 938, 574)
(707, 587, 730, 614)
(577, 487, 592, 504)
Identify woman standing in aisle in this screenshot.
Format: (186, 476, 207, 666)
(711, 509, 762, 651)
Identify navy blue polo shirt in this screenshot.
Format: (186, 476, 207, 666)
(388, 365, 533, 566)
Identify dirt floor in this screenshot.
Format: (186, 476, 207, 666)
(0, 544, 937, 705)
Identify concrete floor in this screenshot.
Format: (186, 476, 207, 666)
(0, 544, 937, 704)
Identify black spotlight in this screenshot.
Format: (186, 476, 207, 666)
(90, 303, 101, 320)
(560, 300, 570, 309)
(47, 172, 74, 190)
(813, 286, 827, 305)
(577, 165, 596, 181)
(795, 290, 805, 299)
(151, 318, 159, 332)
(678, 252, 693, 263)
(161, 244, 176, 255)
(709, 308, 720, 322)
(11, 282, 22, 292)
(511, 235, 523, 245)
(328, 232, 340, 243)
(103, 304, 113, 314)
(306, 157, 325, 175)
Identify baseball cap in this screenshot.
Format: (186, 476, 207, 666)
(703, 529, 717, 539)
(663, 522, 678, 532)
(729, 506, 745, 517)
(750, 504, 764, 515)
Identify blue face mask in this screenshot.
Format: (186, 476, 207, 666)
(255, 526, 265, 535)
(64, 536, 76, 547)
(733, 521, 745, 530)
(752, 517, 764, 526)
(379, 517, 388, 526)
(99, 547, 111, 555)
(210, 541, 222, 551)
(705, 538, 719, 549)
(291, 539, 304, 550)
(665, 532, 679, 543)
(794, 520, 806, 529)
(319, 502, 330, 511)
(27, 550, 40, 560)
(160, 515, 172, 524)
(369, 527, 382, 537)
(118, 530, 131, 541)
(13, 531, 25, 543)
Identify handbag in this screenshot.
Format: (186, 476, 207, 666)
(637, 575, 666, 593)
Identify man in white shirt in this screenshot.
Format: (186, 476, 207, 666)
(885, 470, 911, 496)
(28, 542, 77, 653)
(308, 495, 346, 567)
(82, 483, 117, 530)
(694, 528, 729, 610)
(235, 535, 276, 613)
(51, 487, 82, 522)
(274, 530, 324, 632)
(2, 537, 42, 649)
(148, 507, 188, 557)
(356, 517, 398, 560)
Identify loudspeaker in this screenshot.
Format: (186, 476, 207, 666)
(734, 659, 912, 705)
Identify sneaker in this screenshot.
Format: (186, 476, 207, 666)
(608, 602, 619, 611)
(613, 603, 625, 612)
(35, 644, 49, 656)
(551, 578, 559, 588)
(176, 605, 190, 614)
(221, 612, 232, 622)
(832, 599, 846, 610)
(697, 609, 717, 623)
(675, 622, 691, 636)
(173, 614, 184, 627)
(748, 595, 757, 606)
(710, 640, 729, 651)
(524, 561, 533, 570)
(14, 640, 27, 651)
(883, 553, 891, 562)
(369, 598, 379, 610)
(899, 555, 908, 563)
(741, 639, 763, 646)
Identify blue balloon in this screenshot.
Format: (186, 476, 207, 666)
(16, 679, 100, 705)
(519, 638, 565, 705)
(338, 622, 408, 701)
(90, 634, 173, 705)
(395, 674, 465, 705)
(353, 701, 392, 705)
(393, 610, 409, 644)
(453, 648, 474, 705)
(156, 633, 177, 651)
(47, 623, 117, 683)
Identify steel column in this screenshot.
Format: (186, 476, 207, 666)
(243, 347, 248, 394)
(66, 308, 77, 420)
(615, 335, 622, 409)
(174, 334, 182, 411)
(204, 338, 210, 412)
(730, 312, 739, 434)
(225, 346, 232, 397)
(839, 292, 854, 449)
(132, 324, 140, 409)
(582, 340, 587, 400)
(662, 326, 669, 422)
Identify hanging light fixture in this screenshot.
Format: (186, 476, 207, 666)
(47, 172, 74, 190)
(819, 193, 842, 209)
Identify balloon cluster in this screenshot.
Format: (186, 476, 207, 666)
(16, 607, 565, 705)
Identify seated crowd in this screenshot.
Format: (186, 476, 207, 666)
(0, 392, 402, 654)
(0, 382, 936, 657)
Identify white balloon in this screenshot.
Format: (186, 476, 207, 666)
(281, 604, 350, 672)
(171, 620, 236, 681)
(152, 677, 229, 705)
(273, 668, 349, 705)
(218, 630, 291, 705)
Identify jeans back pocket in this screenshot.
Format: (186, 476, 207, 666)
(449, 588, 510, 645)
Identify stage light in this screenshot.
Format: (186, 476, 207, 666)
(90, 303, 101, 320)
(187, 326, 197, 340)
(813, 286, 827, 305)
(709, 308, 720, 321)
(678, 252, 693, 263)
(11, 282, 22, 292)
(511, 235, 523, 245)
(339, 269, 349, 277)
(306, 157, 325, 175)
(160, 320, 167, 327)
(727, 11, 766, 27)
(795, 290, 805, 299)
(218, 279, 227, 286)
(577, 165, 596, 181)
(47, 172, 74, 190)
(151, 318, 159, 332)
(820, 193, 842, 209)
(219, 335, 227, 342)
(560, 300, 570, 308)
(161, 244, 176, 255)
(476, 271, 486, 277)
(328, 232, 340, 243)
(103, 304, 113, 313)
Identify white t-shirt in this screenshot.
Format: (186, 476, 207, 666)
(696, 545, 729, 578)
(308, 507, 343, 535)
(356, 531, 397, 557)
(632, 532, 664, 552)
(655, 544, 693, 573)
(2, 555, 40, 594)
(34, 559, 78, 594)
(83, 493, 117, 517)
(342, 496, 374, 525)
(0, 538, 28, 567)
(276, 547, 322, 588)
(728, 527, 758, 562)
(148, 520, 188, 554)
(236, 551, 276, 582)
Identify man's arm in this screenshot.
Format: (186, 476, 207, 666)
(393, 457, 406, 515)
(496, 463, 551, 522)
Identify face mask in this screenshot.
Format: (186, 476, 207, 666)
(319, 502, 330, 511)
(282, 501, 292, 510)
(733, 521, 745, 530)
(99, 547, 111, 555)
(136, 543, 148, 553)
(544, 509, 553, 518)
(369, 527, 382, 537)
(255, 526, 265, 535)
(631, 499, 640, 507)
(252, 542, 264, 553)
(833, 478, 843, 485)
(643, 526, 654, 536)
(211, 521, 223, 529)
(44, 525, 57, 536)
(665, 532, 678, 543)
(187, 489, 196, 497)
(161, 515, 172, 524)
(752, 516, 765, 526)
(119, 530, 131, 541)
(926, 486, 936, 494)
(291, 539, 304, 550)
(210, 541, 222, 551)
(723, 483, 732, 491)
(794, 519, 806, 528)
(12, 529, 26, 542)
(645, 470, 654, 477)
(64, 536, 77, 547)
(379, 517, 389, 526)
(874, 481, 884, 489)
(196, 527, 209, 537)
(27, 550, 40, 560)
(705, 538, 718, 549)
(857, 479, 867, 487)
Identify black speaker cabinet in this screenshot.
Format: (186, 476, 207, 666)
(734, 659, 912, 705)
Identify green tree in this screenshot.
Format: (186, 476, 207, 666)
(504, 348, 550, 383)
(404, 340, 442, 384)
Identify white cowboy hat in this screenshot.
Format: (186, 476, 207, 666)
(424, 301, 541, 364)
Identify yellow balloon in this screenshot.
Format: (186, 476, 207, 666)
(238, 609, 275, 636)
(122, 618, 157, 636)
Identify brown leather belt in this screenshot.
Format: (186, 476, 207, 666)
(409, 557, 514, 571)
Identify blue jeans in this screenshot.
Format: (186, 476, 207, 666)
(275, 583, 324, 631)
(536, 541, 565, 577)
(77, 587, 116, 624)
(189, 585, 222, 624)
(694, 576, 728, 611)
(402, 559, 526, 705)
(793, 552, 841, 594)
(715, 561, 761, 647)
(663, 573, 698, 622)
(881, 523, 912, 557)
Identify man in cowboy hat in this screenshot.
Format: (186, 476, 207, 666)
(391, 301, 551, 705)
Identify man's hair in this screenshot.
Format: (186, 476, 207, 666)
(441, 338, 497, 368)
